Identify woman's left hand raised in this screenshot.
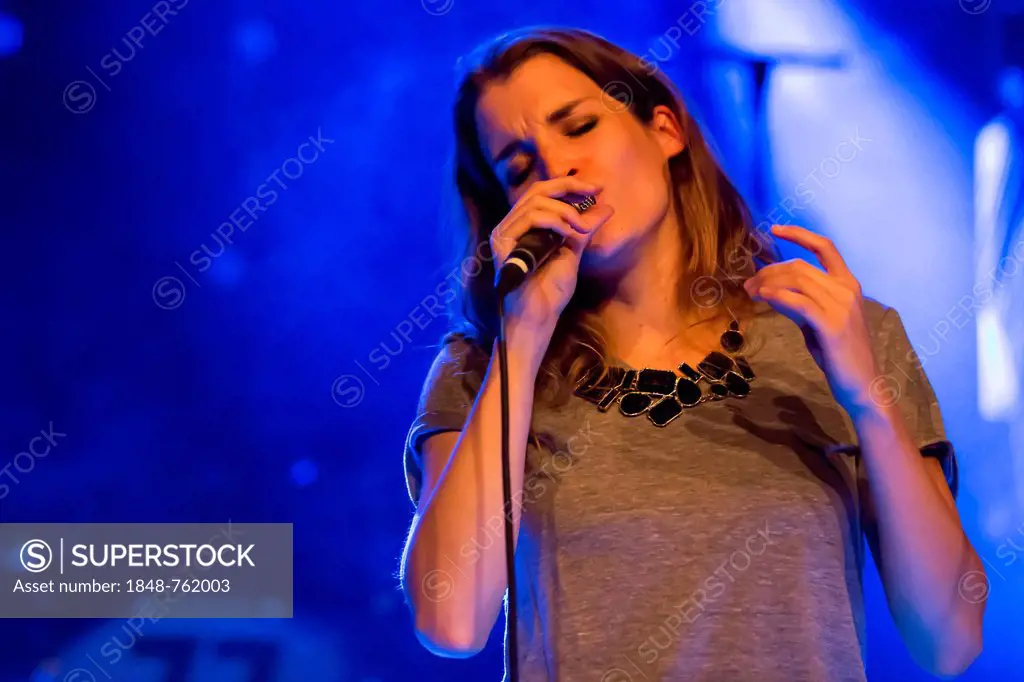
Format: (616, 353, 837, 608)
(743, 224, 881, 420)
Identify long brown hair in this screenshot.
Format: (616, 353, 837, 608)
(442, 26, 777, 404)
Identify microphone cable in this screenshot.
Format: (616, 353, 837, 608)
(495, 186, 596, 682)
(496, 293, 519, 682)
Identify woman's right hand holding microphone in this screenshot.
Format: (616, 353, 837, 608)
(489, 175, 614, 348)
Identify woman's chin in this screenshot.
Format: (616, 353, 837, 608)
(580, 235, 627, 274)
(579, 222, 657, 278)
(585, 223, 638, 258)
(585, 226, 618, 254)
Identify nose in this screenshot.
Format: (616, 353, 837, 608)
(537, 162, 579, 181)
(535, 142, 579, 181)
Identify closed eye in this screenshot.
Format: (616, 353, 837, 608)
(507, 159, 534, 188)
(504, 118, 598, 187)
(567, 118, 598, 137)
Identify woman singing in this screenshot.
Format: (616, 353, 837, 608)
(399, 27, 984, 682)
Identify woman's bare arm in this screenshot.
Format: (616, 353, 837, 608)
(858, 407, 985, 676)
(400, 325, 547, 657)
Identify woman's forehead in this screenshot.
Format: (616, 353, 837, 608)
(475, 56, 598, 151)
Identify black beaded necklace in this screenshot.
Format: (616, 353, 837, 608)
(573, 320, 756, 427)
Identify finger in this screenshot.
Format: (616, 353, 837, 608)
(746, 260, 846, 307)
(506, 177, 602, 225)
(769, 225, 856, 284)
(529, 196, 594, 234)
(491, 208, 584, 263)
(494, 191, 610, 256)
(539, 194, 614, 234)
(749, 269, 843, 312)
(521, 175, 603, 203)
(582, 202, 615, 232)
(755, 287, 829, 330)
(565, 204, 615, 256)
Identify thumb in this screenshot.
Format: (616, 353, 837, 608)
(586, 203, 615, 228)
(572, 204, 614, 254)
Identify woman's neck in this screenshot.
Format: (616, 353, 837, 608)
(592, 218, 726, 368)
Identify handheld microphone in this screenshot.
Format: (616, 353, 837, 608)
(494, 193, 597, 298)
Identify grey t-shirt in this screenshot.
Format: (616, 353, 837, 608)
(403, 298, 956, 682)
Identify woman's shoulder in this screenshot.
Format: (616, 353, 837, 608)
(430, 330, 490, 367)
(860, 297, 910, 348)
(750, 295, 893, 331)
(741, 296, 896, 365)
(860, 296, 891, 322)
(418, 330, 492, 393)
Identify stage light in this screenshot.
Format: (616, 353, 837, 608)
(0, 11, 22, 57)
(234, 19, 277, 66)
(290, 458, 318, 487)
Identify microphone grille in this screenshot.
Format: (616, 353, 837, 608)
(568, 194, 597, 214)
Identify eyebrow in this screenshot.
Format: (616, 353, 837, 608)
(490, 98, 586, 166)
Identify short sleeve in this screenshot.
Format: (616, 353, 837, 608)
(868, 304, 959, 498)
(403, 334, 487, 506)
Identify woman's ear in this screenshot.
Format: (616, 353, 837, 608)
(650, 104, 686, 159)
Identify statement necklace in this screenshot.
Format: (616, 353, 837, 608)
(573, 320, 756, 427)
